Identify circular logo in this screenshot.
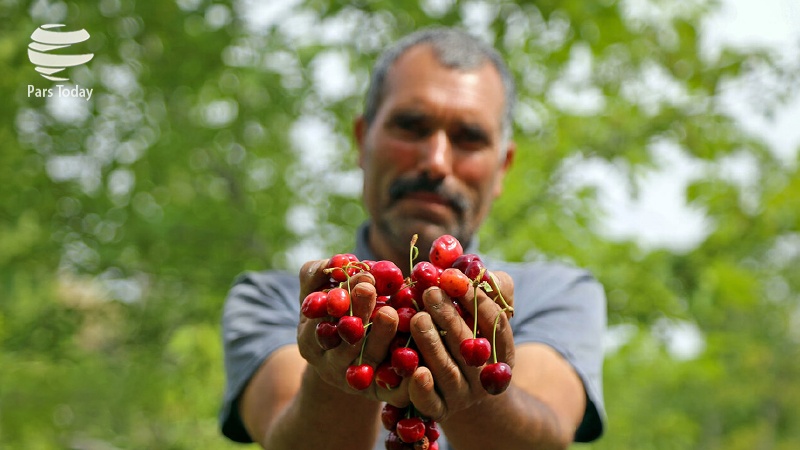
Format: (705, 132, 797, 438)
(28, 24, 94, 82)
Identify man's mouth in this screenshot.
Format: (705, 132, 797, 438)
(387, 175, 468, 216)
(403, 191, 450, 205)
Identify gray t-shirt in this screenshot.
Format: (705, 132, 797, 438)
(220, 226, 607, 448)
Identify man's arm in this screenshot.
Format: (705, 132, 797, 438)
(238, 346, 384, 450)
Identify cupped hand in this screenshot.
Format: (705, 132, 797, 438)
(296, 259, 412, 407)
(406, 270, 515, 422)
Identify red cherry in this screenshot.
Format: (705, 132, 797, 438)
(326, 287, 351, 318)
(337, 315, 365, 345)
(345, 363, 374, 390)
(412, 261, 439, 291)
(439, 267, 471, 298)
(430, 440, 439, 450)
(315, 320, 341, 350)
(425, 420, 441, 442)
(380, 403, 405, 430)
(451, 253, 481, 273)
(480, 362, 512, 395)
(389, 334, 409, 353)
(300, 291, 328, 319)
(390, 286, 417, 309)
(464, 259, 491, 284)
(327, 253, 358, 282)
(410, 283, 426, 305)
(385, 431, 406, 450)
(396, 417, 426, 443)
(375, 361, 403, 390)
(415, 436, 431, 449)
(462, 259, 483, 279)
(460, 337, 491, 366)
(391, 347, 419, 377)
(371, 260, 405, 296)
(452, 301, 475, 332)
(429, 234, 463, 269)
(396, 307, 416, 333)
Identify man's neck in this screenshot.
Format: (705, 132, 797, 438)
(366, 224, 413, 276)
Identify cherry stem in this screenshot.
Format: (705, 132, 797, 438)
(357, 331, 368, 365)
(489, 272, 514, 314)
(405, 334, 413, 348)
(471, 282, 479, 339)
(409, 234, 419, 274)
(348, 278, 353, 316)
(490, 308, 506, 364)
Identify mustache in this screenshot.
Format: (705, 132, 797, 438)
(388, 174, 470, 215)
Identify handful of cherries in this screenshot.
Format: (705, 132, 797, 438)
(301, 234, 513, 449)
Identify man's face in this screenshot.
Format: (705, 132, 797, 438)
(355, 44, 515, 262)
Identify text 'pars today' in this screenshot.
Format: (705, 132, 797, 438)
(28, 84, 94, 101)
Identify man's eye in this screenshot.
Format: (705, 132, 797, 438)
(452, 127, 489, 149)
(394, 117, 429, 137)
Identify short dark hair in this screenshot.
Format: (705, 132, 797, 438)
(362, 27, 516, 144)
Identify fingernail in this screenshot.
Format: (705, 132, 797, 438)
(377, 308, 396, 324)
(412, 312, 434, 333)
(426, 287, 443, 310)
(353, 283, 369, 297)
(418, 371, 432, 388)
(307, 260, 324, 276)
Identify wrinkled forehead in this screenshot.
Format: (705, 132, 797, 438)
(381, 45, 506, 130)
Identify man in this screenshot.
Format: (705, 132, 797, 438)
(220, 27, 606, 450)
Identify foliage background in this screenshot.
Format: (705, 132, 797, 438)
(1, 0, 799, 449)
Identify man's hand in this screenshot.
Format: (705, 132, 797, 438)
(296, 259, 412, 407)
(406, 271, 516, 422)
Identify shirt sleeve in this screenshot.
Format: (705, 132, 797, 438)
(501, 261, 608, 442)
(219, 270, 301, 442)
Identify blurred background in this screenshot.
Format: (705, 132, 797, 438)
(1, 0, 799, 449)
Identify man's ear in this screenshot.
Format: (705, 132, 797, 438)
(493, 140, 516, 198)
(353, 115, 368, 169)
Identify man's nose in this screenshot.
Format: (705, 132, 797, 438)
(419, 129, 452, 179)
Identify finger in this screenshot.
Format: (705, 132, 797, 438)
(486, 270, 514, 316)
(360, 306, 398, 367)
(410, 309, 468, 397)
(347, 270, 375, 290)
(350, 279, 377, 321)
(408, 366, 446, 421)
(422, 287, 472, 354)
(376, 377, 412, 407)
(474, 295, 514, 367)
(297, 315, 324, 363)
(299, 259, 332, 299)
